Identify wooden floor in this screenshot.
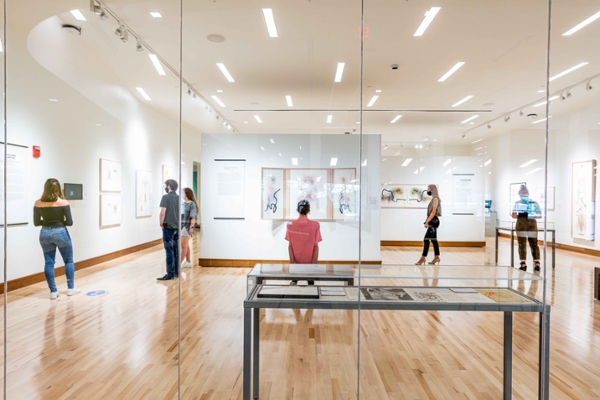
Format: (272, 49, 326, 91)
(1, 238, 599, 399)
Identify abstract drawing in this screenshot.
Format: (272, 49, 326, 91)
(411, 291, 447, 302)
(360, 288, 414, 301)
(262, 168, 284, 219)
(100, 194, 122, 227)
(381, 184, 431, 209)
(572, 160, 596, 240)
(135, 170, 153, 218)
(288, 169, 329, 219)
(477, 289, 531, 303)
(100, 159, 122, 192)
(534, 186, 555, 212)
(162, 165, 175, 184)
(332, 169, 357, 220)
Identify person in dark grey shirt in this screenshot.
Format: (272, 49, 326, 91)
(157, 179, 180, 281)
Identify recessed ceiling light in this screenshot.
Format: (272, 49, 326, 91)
(362, 160, 367, 166)
(217, 89, 223, 93)
(461, 115, 479, 124)
(443, 159, 452, 167)
(402, 158, 412, 167)
(391, 115, 402, 123)
(484, 159, 492, 166)
(537, 89, 545, 93)
(211, 95, 225, 107)
(438, 62, 465, 82)
(414, 7, 441, 36)
(526, 168, 542, 175)
(244, 121, 248, 124)
(150, 12, 162, 18)
(532, 117, 551, 124)
(330, 158, 338, 166)
(472, 139, 483, 144)
(136, 87, 151, 101)
(255, 115, 263, 123)
(49, 99, 58, 102)
(292, 158, 298, 166)
(262, 8, 278, 38)
(549, 62, 588, 82)
(95, 123, 101, 126)
(356, 121, 360, 124)
(563, 11, 600, 36)
(216, 63, 235, 82)
(533, 96, 559, 107)
(278, 153, 282, 157)
(334, 63, 345, 82)
(70, 10, 86, 21)
(367, 95, 379, 107)
(260, 146, 265, 150)
(148, 54, 166, 76)
(452, 95, 473, 107)
(375, 89, 382, 93)
(286, 95, 293, 107)
(327, 115, 332, 123)
(520, 159, 538, 168)
(269, 138, 274, 144)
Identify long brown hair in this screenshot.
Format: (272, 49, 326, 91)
(183, 188, 199, 210)
(428, 184, 441, 201)
(40, 178, 64, 202)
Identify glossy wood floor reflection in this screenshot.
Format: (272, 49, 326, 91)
(1, 238, 599, 399)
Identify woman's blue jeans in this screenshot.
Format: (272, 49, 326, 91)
(39, 227, 75, 292)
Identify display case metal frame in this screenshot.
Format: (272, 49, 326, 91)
(242, 265, 551, 400)
(495, 226, 556, 269)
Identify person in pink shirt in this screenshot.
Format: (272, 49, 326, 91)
(285, 200, 323, 285)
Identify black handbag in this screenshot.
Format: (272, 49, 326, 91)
(428, 216, 440, 228)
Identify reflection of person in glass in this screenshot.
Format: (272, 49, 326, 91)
(33, 178, 80, 299)
(512, 185, 542, 272)
(180, 188, 199, 268)
(158, 179, 180, 281)
(285, 200, 323, 286)
(415, 184, 442, 265)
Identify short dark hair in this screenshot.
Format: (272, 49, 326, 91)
(165, 179, 178, 192)
(297, 200, 310, 215)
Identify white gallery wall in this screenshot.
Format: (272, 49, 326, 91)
(2, 15, 202, 282)
(200, 133, 381, 262)
(486, 104, 600, 250)
(380, 151, 485, 243)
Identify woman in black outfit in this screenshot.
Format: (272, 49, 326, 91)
(33, 178, 80, 299)
(415, 184, 442, 265)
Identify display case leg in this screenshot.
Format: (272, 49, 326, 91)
(552, 231, 556, 269)
(510, 230, 515, 268)
(495, 228, 499, 265)
(538, 309, 551, 400)
(243, 308, 251, 400)
(504, 311, 513, 400)
(253, 308, 260, 399)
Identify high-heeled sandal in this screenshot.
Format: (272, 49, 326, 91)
(415, 257, 426, 265)
(428, 257, 441, 265)
(519, 261, 527, 271)
(534, 261, 541, 272)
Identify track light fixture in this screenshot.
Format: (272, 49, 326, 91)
(90, 0, 101, 14)
(566, 90, 572, 98)
(136, 41, 143, 52)
(187, 86, 192, 96)
(519, 109, 524, 116)
(586, 81, 593, 91)
(462, 134, 466, 139)
(504, 115, 510, 122)
(487, 124, 491, 129)
(115, 24, 123, 36)
(99, 8, 108, 21)
(120, 29, 129, 43)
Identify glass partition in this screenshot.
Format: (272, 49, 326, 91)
(5, 0, 182, 398)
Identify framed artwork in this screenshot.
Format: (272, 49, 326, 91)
(332, 168, 357, 220)
(509, 182, 527, 216)
(534, 186, 555, 212)
(381, 184, 430, 209)
(100, 159, 122, 192)
(572, 160, 596, 241)
(287, 169, 330, 219)
(215, 160, 245, 219)
(162, 165, 175, 184)
(262, 168, 284, 219)
(136, 170, 153, 218)
(100, 194, 122, 227)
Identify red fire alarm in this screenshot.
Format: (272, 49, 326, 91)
(33, 146, 41, 158)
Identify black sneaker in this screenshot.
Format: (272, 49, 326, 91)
(157, 274, 175, 281)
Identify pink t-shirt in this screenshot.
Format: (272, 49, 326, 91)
(285, 217, 323, 264)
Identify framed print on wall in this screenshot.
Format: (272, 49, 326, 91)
(100, 159, 122, 192)
(572, 160, 596, 241)
(332, 168, 357, 220)
(100, 193, 122, 228)
(287, 169, 330, 219)
(262, 168, 284, 220)
(534, 186, 555, 212)
(136, 169, 153, 218)
(162, 165, 175, 184)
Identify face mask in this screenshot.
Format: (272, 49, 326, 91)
(520, 197, 528, 202)
(427, 191, 432, 196)
(165, 187, 169, 193)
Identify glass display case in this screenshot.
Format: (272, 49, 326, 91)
(495, 221, 556, 268)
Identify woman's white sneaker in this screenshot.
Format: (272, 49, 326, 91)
(50, 291, 60, 299)
(67, 288, 81, 296)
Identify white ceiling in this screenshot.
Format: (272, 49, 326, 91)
(13, 0, 600, 145)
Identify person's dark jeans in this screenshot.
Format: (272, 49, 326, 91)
(163, 228, 179, 277)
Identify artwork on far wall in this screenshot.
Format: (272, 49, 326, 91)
(381, 184, 431, 209)
(572, 160, 596, 241)
(509, 182, 527, 216)
(534, 186, 555, 212)
(288, 169, 330, 219)
(100, 194, 122, 228)
(332, 168, 357, 220)
(100, 159, 122, 192)
(136, 170, 153, 218)
(162, 165, 175, 184)
(262, 168, 284, 220)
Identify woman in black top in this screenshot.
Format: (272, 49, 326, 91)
(33, 178, 80, 299)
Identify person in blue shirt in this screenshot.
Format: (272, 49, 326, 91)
(511, 185, 542, 272)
